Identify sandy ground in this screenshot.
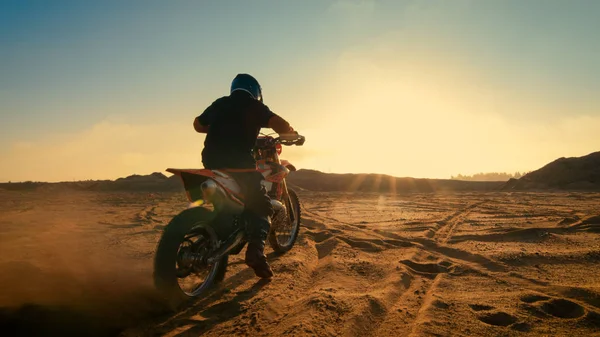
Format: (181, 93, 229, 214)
(1, 190, 600, 336)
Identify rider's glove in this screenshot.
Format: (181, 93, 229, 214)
(280, 131, 299, 141)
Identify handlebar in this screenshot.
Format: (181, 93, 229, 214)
(257, 134, 305, 147)
(277, 134, 305, 146)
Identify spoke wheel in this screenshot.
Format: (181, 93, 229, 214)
(175, 233, 221, 297)
(268, 189, 301, 253)
(153, 207, 228, 310)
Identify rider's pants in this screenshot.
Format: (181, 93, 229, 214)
(227, 171, 273, 243)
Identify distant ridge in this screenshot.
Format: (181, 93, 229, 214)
(0, 172, 182, 192)
(286, 169, 503, 193)
(0, 170, 503, 193)
(3, 150, 599, 193)
(503, 151, 600, 191)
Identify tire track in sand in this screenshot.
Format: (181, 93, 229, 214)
(302, 201, 484, 336)
(403, 201, 486, 336)
(433, 201, 487, 244)
(300, 211, 417, 337)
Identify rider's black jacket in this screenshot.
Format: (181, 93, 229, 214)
(197, 91, 275, 169)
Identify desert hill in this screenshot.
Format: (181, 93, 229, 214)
(0, 173, 182, 192)
(100, 172, 181, 191)
(3, 150, 599, 193)
(503, 151, 600, 191)
(0, 170, 503, 193)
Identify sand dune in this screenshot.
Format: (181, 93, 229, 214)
(503, 151, 600, 191)
(1, 189, 600, 336)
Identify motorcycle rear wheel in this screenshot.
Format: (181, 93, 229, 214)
(153, 207, 227, 310)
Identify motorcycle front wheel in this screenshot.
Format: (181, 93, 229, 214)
(269, 188, 301, 253)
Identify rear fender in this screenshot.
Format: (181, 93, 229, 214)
(166, 168, 243, 204)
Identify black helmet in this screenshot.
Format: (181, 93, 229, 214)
(230, 73, 263, 102)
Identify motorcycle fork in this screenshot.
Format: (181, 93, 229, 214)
(280, 179, 296, 222)
(266, 153, 295, 222)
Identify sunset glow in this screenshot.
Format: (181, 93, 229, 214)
(1, 1, 599, 182)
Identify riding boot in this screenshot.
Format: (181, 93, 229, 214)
(227, 171, 274, 278)
(245, 240, 273, 279)
(244, 213, 273, 278)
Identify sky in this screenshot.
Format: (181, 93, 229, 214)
(1, 0, 599, 182)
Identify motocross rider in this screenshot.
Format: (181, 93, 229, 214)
(193, 73, 298, 279)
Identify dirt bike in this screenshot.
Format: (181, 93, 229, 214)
(153, 134, 305, 308)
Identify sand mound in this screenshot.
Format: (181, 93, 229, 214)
(503, 151, 600, 191)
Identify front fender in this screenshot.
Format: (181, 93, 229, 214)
(280, 160, 297, 172)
